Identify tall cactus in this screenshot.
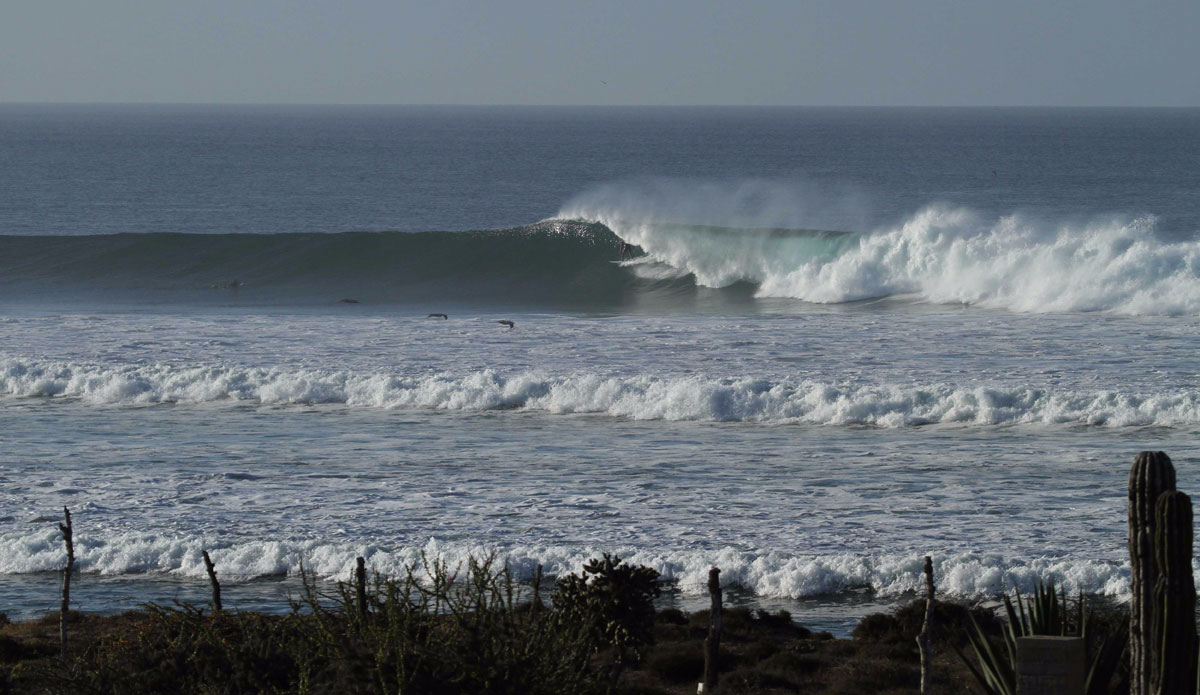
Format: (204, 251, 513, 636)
(1128, 451, 1176, 695)
(1152, 490, 1196, 695)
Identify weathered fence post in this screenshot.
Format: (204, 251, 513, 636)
(1152, 490, 1197, 695)
(917, 556, 934, 694)
(532, 563, 543, 617)
(355, 556, 368, 620)
(701, 567, 722, 693)
(1129, 451, 1176, 695)
(58, 507, 74, 660)
(202, 550, 222, 612)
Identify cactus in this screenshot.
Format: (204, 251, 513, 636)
(1152, 490, 1196, 695)
(1128, 450, 1176, 695)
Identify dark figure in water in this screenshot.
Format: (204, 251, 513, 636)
(497, 320, 514, 329)
(618, 242, 632, 261)
(427, 313, 448, 319)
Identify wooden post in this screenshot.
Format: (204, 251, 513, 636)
(917, 556, 935, 694)
(58, 507, 74, 660)
(702, 567, 722, 693)
(532, 563, 543, 617)
(355, 556, 368, 620)
(202, 550, 222, 612)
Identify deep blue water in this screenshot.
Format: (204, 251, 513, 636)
(2, 105, 1197, 239)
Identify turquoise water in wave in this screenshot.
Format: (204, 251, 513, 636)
(2, 106, 1200, 634)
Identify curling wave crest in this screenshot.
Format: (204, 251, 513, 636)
(5, 357, 1200, 427)
(562, 181, 1200, 315)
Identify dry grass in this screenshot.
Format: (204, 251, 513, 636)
(0, 596, 1024, 695)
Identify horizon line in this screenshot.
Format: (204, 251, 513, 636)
(1, 101, 1197, 110)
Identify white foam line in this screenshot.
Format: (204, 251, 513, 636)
(561, 183, 1200, 316)
(5, 356, 1200, 427)
(0, 530, 1133, 599)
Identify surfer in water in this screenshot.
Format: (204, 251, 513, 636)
(497, 320, 514, 329)
(427, 313, 448, 319)
(618, 241, 632, 261)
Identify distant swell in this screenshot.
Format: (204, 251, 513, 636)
(5, 357, 1200, 427)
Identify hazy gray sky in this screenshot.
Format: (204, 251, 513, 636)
(3, 0, 1198, 106)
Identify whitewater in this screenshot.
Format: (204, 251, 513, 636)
(7, 358, 1200, 428)
(561, 187, 1200, 316)
(2, 104, 1199, 633)
(3, 297, 1199, 629)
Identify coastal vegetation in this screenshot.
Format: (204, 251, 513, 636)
(959, 582, 1128, 695)
(5, 449, 1200, 693)
(0, 587, 989, 694)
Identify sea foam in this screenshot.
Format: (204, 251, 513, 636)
(561, 181, 1200, 315)
(4, 356, 1200, 427)
(0, 527, 1133, 600)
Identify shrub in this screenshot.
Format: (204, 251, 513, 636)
(554, 553, 661, 683)
(854, 598, 1001, 648)
(655, 608, 687, 625)
(852, 612, 904, 643)
(643, 642, 704, 683)
(33, 554, 615, 695)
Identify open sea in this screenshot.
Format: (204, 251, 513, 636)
(2, 104, 1200, 634)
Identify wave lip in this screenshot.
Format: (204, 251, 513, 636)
(5, 357, 1200, 428)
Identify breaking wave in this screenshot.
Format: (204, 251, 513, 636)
(561, 180, 1200, 315)
(5, 180, 1200, 315)
(0, 526, 1131, 600)
(5, 357, 1200, 428)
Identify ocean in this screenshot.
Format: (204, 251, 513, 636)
(2, 104, 1199, 633)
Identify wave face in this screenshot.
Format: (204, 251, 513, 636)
(561, 180, 1200, 315)
(0, 222, 664, 307)
(0, 220, 853, 310)
(6, 357, 1200, 428)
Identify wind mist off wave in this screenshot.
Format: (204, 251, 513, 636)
(5, 357, 1200, 428)
(562, 192, 1200, 315)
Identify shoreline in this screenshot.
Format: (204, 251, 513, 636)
(0, 567, 1136, 640)
(0, 571, 915, 638)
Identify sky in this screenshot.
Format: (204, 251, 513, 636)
(3, 0, 1198, 106)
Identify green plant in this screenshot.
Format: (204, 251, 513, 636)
(290, 553, 603, 695)
(553, 554, 662, 683)
(1152, 490, 1197, 695)
(1129, 450, 1176, 695)
(957, 582, 1128, 695)
(35, 554, 609, 695)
